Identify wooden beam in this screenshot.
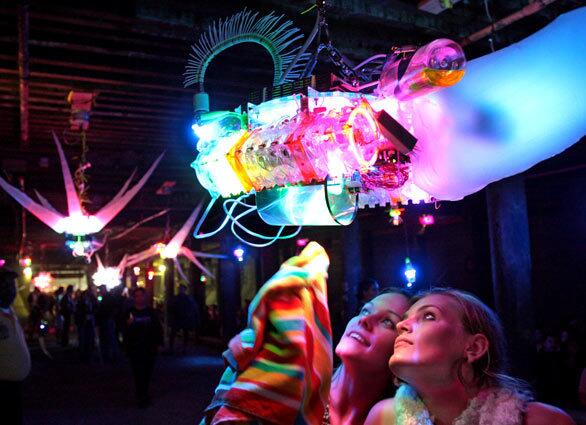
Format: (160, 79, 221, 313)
(17, 0, 29, 146)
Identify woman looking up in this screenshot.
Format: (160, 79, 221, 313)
(365, 288, 575, 425)
(325, 289, 410, 425)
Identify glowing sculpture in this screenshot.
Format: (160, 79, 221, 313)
(126, 204, 227, 281)
(186, 8, 586, 240)
(92, 255, 127, 290)
(33, 272, 54, 291)
(0, 133, 163, 255)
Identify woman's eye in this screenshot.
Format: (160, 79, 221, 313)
(359, 308, 370, 316)
(423, 312, 436, 321)
(381, 318, 396, 329)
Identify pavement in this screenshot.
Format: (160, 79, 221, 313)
(23, 339, 225, 425)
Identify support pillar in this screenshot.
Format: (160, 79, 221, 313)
(163, 258, 175, 332)
(342, 220, 362, 323)
(18, 0, 29, 146)
(219, 233, 241, 342)
(259, 245, 280, 286)
(486, 175, 534, 376)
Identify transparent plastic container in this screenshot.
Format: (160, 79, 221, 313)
(256, 176, 358, 226)
(379, 39, 466, 101)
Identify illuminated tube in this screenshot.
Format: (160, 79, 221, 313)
(226, 131, 255, 193)
(379, 38, 466, 101)
(256, 176, 358, 226)
(191, 133, 247, 197)
(345, 100, 380, 169)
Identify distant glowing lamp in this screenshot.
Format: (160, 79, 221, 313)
(389, 208, 403, 226)
(23, 267, 33, 279)
(0, 259, 5, 267)
(404, 258, 416, 288)
(133, 266, 141, 276)
(296, 238, 309, 247)
(147, 270, 155, 280)
(54, 213, 103, 236)
(200, 275, 208, 283)
(161, 243, 180, 259)
(33, 272, 54, 290)
(158, 264, 167, 273)
(233, 247, 245, 262)
(19, 257, 32, 267)
(419, 214, 435, 226)
(92, 267, 121, 290)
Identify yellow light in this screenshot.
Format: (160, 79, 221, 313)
(23, 266, 33, 279)
(158, 264, 167, 273)
(133, 266, 141, 276)
(137, 280, 145, 287)
(147, 270, 155, 280)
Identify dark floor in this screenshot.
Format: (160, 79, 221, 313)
(23, 338, 586, 425)
(24, 339, 224, 425)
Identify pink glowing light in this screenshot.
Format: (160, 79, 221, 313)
(419, 214, 435, 226)
(33, 272, 54, 291)
(126, 203, 227, 281)
(296, 238, 309, 247)
(19, 257, 32, 267)
(0, 133, 163, 237)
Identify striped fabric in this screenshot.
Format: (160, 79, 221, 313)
(202, 242, 333, 425)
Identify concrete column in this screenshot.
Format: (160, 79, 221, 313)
(164, 258, 175, 329)
(486, 175, 534, 376)
(342, 220, 362, 322)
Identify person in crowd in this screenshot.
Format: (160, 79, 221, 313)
(168, 284, 199, 354)
(365, 288, 575, 425)
(124, 287, 163, 408)
(27, 286, 42, 339)
(75, 289, 98, 362)
(53, 286, 64, 341)
(96, 286, 120, 363)
(357, 278, 381, 312)
(59, 285, 75, 347)
(325, 288, 410, 425)
(0, 270, 31, 425)
(207, 304, 220, 337)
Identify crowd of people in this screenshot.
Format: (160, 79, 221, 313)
(18, 280, 205, 414)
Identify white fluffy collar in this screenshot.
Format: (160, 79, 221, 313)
(394, 384, 526, 425)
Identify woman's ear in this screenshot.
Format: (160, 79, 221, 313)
(464, 334, 489, 363)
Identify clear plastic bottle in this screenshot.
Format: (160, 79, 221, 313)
(379, 39, 466, 101)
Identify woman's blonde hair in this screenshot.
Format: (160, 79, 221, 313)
(411, 288, 532, 396)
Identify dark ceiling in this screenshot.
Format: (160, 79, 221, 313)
(0, 0, 583, 266)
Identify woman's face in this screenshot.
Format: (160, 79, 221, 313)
(336, 293, 409, 371)
(389, 294, 469, 385)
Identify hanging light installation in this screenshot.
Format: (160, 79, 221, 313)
(0, 133, 163, 257)
(180, 7, 586, 246)
(126, 203, 227, 283)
